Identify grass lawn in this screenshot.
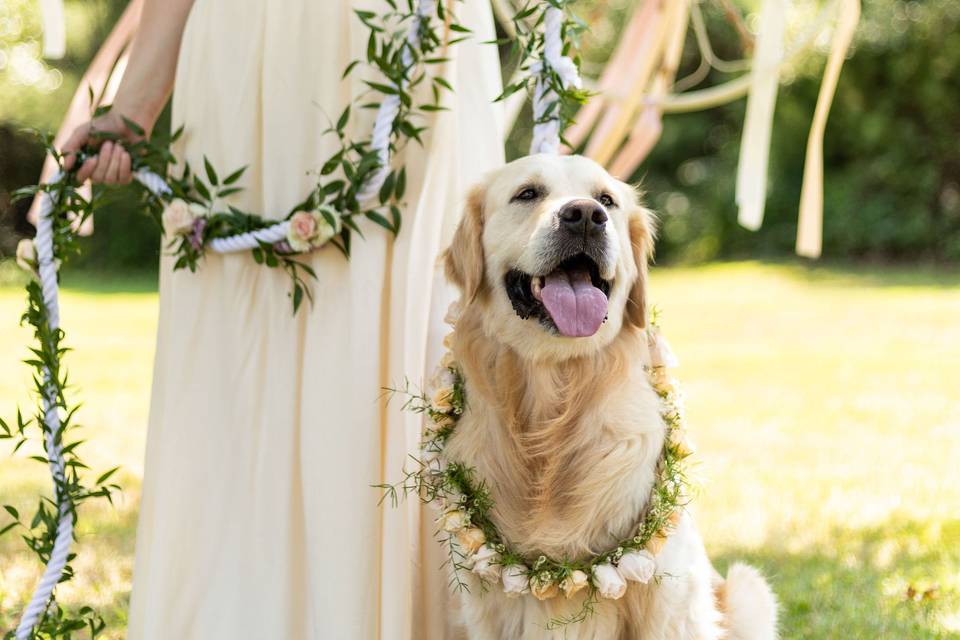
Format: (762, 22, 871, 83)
(0, 260, 958, 638)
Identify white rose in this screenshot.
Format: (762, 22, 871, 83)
(530, 573, 559, 600)
(502, 564, 530, 598)
(15, 239, 36, 272)
(456, 527, 486, 555)
(162, 198, 195, 236)
(470, 544, 501, 583)
(438, 509, 468, 533)
(592, 562, 627, 600)
(617, 550, 656, 584)
(560, 570, 589, 598)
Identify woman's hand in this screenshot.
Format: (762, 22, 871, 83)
(61, 110, 140, 185)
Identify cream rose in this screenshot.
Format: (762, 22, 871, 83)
(162, 198, 195, 236)
(560, 570, 589, 598)
(15, 239, 36, 272)
(431, 387, 454, 413)
(430, 367, 456, 413)
(646, 533, 668, 555)
(287, 210, 318, 252)
(501, 564, 530, 598)
(438, 509, 468, 533)
(617, 550, 656, 584)
(470, 544, 501, 583)
(592, 562, 627, 600)
(669, 429, 695, 457)
(456, 527, 486, 555)
(530, 573, 559, 601)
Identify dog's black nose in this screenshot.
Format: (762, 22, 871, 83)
(558, 199, 608, 235)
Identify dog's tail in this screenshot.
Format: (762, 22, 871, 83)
(714, 562, 778, 640)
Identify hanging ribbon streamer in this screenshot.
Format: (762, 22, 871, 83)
(735, 0, 787, 232)
(796, 0, 860, 258)
(39, 0, 66, 59)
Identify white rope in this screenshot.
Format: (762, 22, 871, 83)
(356, 0, 436, 203)
(529, 6, 582, 155)
(15, 173, 73, 640)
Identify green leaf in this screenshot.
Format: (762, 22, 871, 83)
(121, 116, 145, 137)
(192, 176, 211, 202)
(96, 467, 120, 485)
(204, 156, 219, 185)
(379, 171, 396, 204)
(337, 105, 351, 133)
(449, 23, 472, 33)
(395, 167, 407, 200)
(222, 166, 247, 185)
(292, 284, 304, 313)
(4, 505, 19, 520)
(341, 59, 362, 80)
(364, 81, 399, 95)
(365, 210, 396, 234)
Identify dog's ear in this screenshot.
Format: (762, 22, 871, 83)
(444, 185, 486, 300)
(625, 206, 656, 328)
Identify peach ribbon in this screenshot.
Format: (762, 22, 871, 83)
(796, 0, 860, 258)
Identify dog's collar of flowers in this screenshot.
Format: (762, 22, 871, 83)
(387, 304, 695, 609)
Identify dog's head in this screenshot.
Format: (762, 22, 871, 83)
(444, 154, 655, 361)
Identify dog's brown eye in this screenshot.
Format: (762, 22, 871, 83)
(512, 186, 542, 203)
(597, 193, 616, 208)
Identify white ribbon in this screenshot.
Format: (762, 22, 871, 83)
(39, 0, 66, 59)
(736, 0, 787, 232)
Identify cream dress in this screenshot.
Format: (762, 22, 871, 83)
(126, 1, 504, 638)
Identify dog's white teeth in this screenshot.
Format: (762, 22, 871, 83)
(531, 276, 543, 301)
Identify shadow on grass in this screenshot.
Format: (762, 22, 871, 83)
(713, 519, 960, 640)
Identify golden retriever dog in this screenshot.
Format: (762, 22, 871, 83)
(441, 154, 777, 639)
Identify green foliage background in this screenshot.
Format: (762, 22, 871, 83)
(1, 0, 959, 267)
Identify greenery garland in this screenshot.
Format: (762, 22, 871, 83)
(381, 309, 695, 627)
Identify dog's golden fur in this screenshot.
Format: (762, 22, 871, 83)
(440, 155, 777, 639)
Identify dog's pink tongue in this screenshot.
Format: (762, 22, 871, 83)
(540, 269, 608, 337)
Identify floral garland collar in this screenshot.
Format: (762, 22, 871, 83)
(387, 304, 695, 608)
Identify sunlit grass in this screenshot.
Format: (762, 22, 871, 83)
(0, 260, 958, 638)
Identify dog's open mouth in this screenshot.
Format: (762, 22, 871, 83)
(504, 254, 612, 338)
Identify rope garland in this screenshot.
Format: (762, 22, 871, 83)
(14, 178, 71, 640)
(12, 1, 438, 635)
(529, 6, 582, 155)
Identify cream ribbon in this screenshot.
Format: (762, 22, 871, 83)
(735, 0, 787, 231)
(796, 0, 860, 258)
(39, 0, 65, 59)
